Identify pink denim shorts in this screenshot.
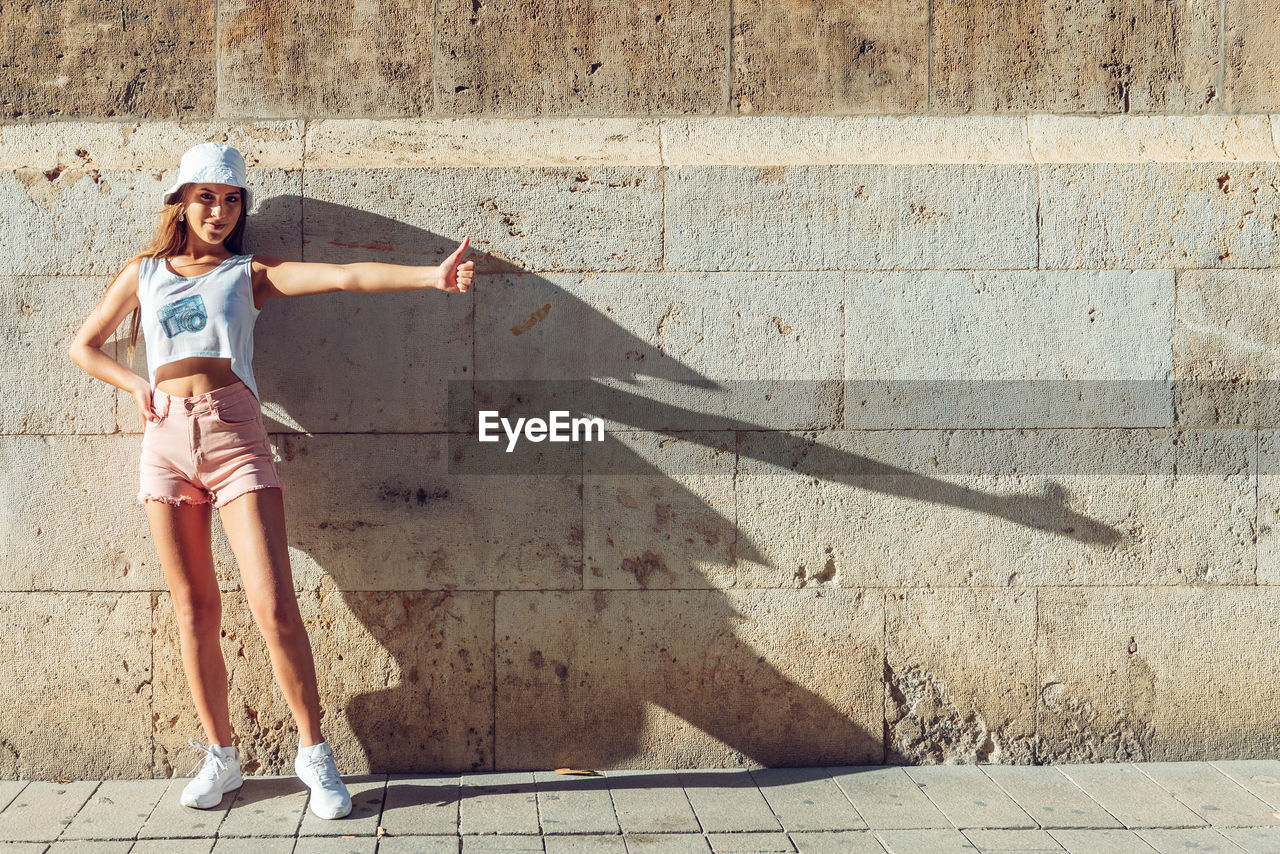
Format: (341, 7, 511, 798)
(137, 379, 283, 509)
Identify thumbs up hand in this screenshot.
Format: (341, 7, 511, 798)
(435, 235, 475, 293)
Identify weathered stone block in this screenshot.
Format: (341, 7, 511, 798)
(305, 119, 660, 169)
(1027, 116, 1279, 163)
(435, 0, 727, 115)
(666, 165, 1037, 271)
(270, 434, 581, 592)
(885, 589, 1037, 765)
(1255, 430, 1280, 584)
(584, 431, 736, 589)
(494, 590, 882, 769)
(152, 589, 493, 775)
(0, 122, 304, 171)
(0, 436, 242, 592)
(0, 2, 215, 119)
(0, 168, 301, 276)
(475, 272, 843, 431)
(1040, 163, 1280, 269)
(1225, 0, 1280, 111)
(1, 276, 116, 434)
(0, 592, 151, 779)
(1037, 587, 1280, 762)
(1175, 270, 1280, 427)
(217, 0, 433, 117)
(664, 116, 1030, 165)
(932, 0, 1219, 113)
(845, 271, 1174, 429)
(736, 428, 1254, 588)
(302, 168, 662, 274)
(731, 0, 927, 114)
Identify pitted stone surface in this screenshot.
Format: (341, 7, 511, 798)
(932, 0, 1219, 113)
(0, 594, 151, 780)
(736, 429, 1254, 588)
(495, 590, 882, 769)
(273, 434, 580, 592)
(434, 0, 726, 115)
(885, 589, 1037, 765)
(217, 0, 433, 118)
(584, 431, 736, 590)
(731, 0, 926, 115)
(665, 165, 1037, 272)
(302, 167, 661, 274)
(1039, 591, 1280, 763)
(1040, 163, 1280, 269)
(1, 276, 118, 434)
(0, 1, 215, 119)
(1225, 0, 1280, 111)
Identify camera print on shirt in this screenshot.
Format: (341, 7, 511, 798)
(157, 295, 208, 338)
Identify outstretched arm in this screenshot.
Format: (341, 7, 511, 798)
(256, 236, 475, 304)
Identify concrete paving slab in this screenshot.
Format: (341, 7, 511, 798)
(0, 781, 97, 842)
(621, 835, 712, 853)
(375, 836, 460, 854)
(458, 773, 539, 836)
(533, 771, 620, 835)
(678, 771, 782, 834)
(605, 771, 701, 834)
(0, 845, 47, 854)
(875, 829, 979, 853)
(903, 766, 1037, 829)
(1050, 828, 1162, 853)
(963, 829, 1067, 850)
(1135, 827, 1250, 853)
(704, 832, 795, 852)
(0, 784, 25, 813)
(788, 831, 887, 853)
(544, 835, 627, 853)
(1219, 826, 1280, 853)
(1214, 761, 1280, 811)
(461, 836, 543, 853)
(129, 839, 215, 853)
(749, 768, 867, 832)
(381, 774, 461, 836)
(58, 779, 167, 840)
(219, 775, 307, 837)
(981, 766, 1122, 829)
(46, 842, 133, 853)
(210, 838, 299, 854)
(1057, 764, 1206, 828)
(283, 837, 375, 853)
(136, 778, 234, 839)
(829, 767, 952, 830)
(296, 775, 386, 837)
(1136, 762, 1280, 827)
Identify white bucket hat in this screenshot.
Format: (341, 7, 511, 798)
(162, 142, 252, 209)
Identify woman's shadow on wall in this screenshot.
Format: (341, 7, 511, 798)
(244, 197, 1121, 773)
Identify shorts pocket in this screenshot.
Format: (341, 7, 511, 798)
(213, 394, 259, 426)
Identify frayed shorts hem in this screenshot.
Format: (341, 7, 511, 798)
(137, 483, 283, 509)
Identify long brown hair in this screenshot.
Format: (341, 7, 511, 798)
(110, 183, 248, 367)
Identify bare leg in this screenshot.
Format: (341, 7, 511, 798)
(145, 499, 234, 747)
(218, 487, 324, 746)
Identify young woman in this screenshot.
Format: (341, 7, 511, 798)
(66, 142, 473, 819)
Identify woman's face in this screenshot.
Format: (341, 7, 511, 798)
(182, 183, 243, 244)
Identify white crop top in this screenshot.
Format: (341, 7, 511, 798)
(136, 253, 261, 401)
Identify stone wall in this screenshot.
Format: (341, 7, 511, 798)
(2, 3, 1279, 779)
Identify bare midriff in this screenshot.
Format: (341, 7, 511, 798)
(153, 356, 242, 397)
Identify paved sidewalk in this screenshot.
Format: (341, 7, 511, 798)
(2, 762, 1280, 853)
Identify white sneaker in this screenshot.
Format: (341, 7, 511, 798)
(294, 741, 352, 819)
(179, 738, 243, 809)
